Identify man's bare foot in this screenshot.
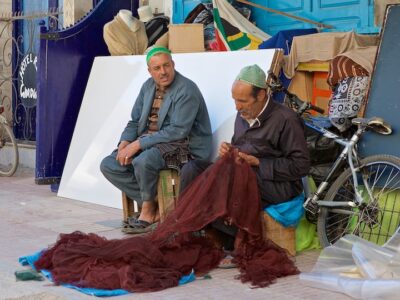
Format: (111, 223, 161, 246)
(137, 200, 159, 224)
(218, 254, 236, 269)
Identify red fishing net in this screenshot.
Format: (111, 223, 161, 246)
(34, 151, 299, 292)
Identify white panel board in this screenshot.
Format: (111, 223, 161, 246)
(58, 49, 275, 209)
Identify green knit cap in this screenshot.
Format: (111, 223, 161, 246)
(146, 46, 171, 64)
(235, 64, 267, 89)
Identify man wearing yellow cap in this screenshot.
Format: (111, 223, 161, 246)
(219, 64, 310, 207)
(100, 46, 212, 231)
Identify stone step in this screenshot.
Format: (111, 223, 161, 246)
(0, 142, 35, 170)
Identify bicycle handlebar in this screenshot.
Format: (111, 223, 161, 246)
(268, 72, 325, 115)
(306, 102, 325, 114)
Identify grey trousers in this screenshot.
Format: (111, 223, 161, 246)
(100, 148, 166, 205)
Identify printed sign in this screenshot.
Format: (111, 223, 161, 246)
(18, 52, 38, 108)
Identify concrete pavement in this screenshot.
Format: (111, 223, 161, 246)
(0, 168, 352, 300)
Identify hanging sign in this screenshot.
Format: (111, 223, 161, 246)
(18, 52, 38, 108)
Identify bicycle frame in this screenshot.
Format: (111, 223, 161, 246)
(267, 73, 379, 213)
(303, 119, 370, 211)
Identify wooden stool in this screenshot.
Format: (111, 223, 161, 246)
(157, 169, 180, 222)
(121, 169, 180, 223)
(262, 212, 296, 256)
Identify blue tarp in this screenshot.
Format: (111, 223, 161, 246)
(264, 193, 305, 227)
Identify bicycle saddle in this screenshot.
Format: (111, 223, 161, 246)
(352, 117, 392, 135)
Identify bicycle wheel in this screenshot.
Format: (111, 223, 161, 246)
(0, 122, 19, 176)
(318, 155, 400, 247)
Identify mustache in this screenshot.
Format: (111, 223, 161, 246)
(239, 109, 250, 114)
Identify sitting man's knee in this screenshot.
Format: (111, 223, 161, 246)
(100, 156, 111, 174)
(100, 154, 119, 176)
(133, 149, 164, 170)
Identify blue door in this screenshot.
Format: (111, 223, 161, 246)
(249, 0, 379, 35)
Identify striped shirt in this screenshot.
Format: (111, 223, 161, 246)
(147, 87, 166, 134)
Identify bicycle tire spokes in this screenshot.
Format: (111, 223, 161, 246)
(318, 156, 400, 247)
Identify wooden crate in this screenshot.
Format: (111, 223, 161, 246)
(121, 169, 180, 222)
(262, 212, 296, 256)
(121, 192, 135, 222)
(157, 169, 180, 222)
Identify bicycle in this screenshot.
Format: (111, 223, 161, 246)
(0, 104, 19, 176)
(268, 74, 400, 248)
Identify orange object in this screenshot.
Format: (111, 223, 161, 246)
(311, 72, 332, 115)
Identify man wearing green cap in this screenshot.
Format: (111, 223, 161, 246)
(176, 64, 310, 254)
(219, 64, 310, 206)
(100, 46, 212, 231)
(180, 64, 309, 207)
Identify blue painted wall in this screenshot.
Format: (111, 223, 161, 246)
(250, 0, 379, 35)
(173, 0, 380, 35)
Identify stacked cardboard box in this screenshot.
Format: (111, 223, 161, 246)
(168, 24, 205, 53)
(288, 61, 331, 115)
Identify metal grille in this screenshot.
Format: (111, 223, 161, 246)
(0, 9, 61, 141)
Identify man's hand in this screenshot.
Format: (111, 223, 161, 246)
(116, 140, 141, 166)
(218, 142, 232, 158)
(238, 152, 260, 166)
(116, 141, 129, 164)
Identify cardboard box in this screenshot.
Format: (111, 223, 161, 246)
(296, 60, 330, 72)
(288, 71, 331, 116)
(312, 72, 331, 115)
(168, 24, 205, 53)
(288, 71, 313, 104)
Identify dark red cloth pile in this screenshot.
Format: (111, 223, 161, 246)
(34, 152, 299, 292)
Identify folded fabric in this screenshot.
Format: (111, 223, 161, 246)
(329, 76, 369, 132)
(15, 269, 44, 281)
(19, 251, 195, 297)
(264, 193, 305, 227)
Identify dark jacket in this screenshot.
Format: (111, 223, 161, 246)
(232, 99, 310, 206)
(120, 72, 212, 160)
